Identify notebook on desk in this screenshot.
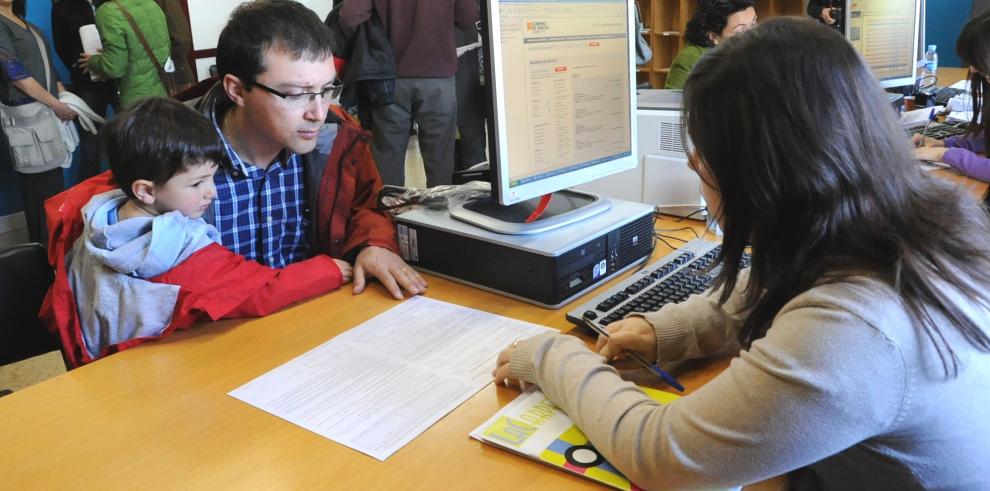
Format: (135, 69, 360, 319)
(471, 386, 680, 490)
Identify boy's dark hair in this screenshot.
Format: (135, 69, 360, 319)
(956, 9, 990, 157)
(216, 0, 334, 88)
(103, 97, 225, 200)
(685, 0, 756, 47)
(683, 17, 990, 376)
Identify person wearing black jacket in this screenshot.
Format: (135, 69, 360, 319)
(808, 0, 844, 33)
(51, 0, 118, 180)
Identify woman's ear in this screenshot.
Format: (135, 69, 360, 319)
(131, 179, 157, 205)
(709, 31, 720, 46)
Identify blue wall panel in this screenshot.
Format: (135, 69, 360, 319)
(926, 0, 972, 69)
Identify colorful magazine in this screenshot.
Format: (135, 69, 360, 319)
(470, 386, 679, 490)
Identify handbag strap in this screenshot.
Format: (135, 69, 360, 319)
(112, 1, 169, 83)
(27, 27, 52, 93)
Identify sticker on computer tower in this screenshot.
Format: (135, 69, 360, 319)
(397, 224, 410, 260)
(408, 228, 419, 262)
(593, 259, 607, 279)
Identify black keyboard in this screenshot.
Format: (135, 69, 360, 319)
(934, 86, 967, 106)
(905, 121, 969, 140)
(566, 239, 750, 328)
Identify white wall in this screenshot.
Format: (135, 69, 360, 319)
(188, 1, 333, 80)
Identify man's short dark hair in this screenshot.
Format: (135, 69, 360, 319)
(103, 98, 225, 200)
(216, 0, 335, 86)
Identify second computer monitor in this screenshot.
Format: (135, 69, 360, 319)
(844, 0, 923, 89)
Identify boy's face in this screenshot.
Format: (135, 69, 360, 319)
(152, 161, 219, 219)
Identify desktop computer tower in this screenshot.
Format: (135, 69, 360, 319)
(395, 199, 655, 308)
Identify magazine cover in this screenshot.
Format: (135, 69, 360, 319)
(470, 386, 679, 490)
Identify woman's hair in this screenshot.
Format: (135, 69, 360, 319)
(685, 0, 756, 47)
(956, 9, 990, 154)
(12, 0, 25, 18)
(683, 17, 990, 375)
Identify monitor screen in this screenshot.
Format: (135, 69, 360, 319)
(844, 0, 923, 89)
(484, 0, 637, 205)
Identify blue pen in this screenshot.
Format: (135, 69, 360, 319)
(580, 316, 685, 392)
(918, 107, 936, 147)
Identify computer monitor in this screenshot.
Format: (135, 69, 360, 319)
(449, 0, 638, 234)
(844, 0, 923, 89)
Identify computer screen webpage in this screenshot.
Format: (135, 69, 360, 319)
(496, 0, 632, 189)
(846, 0, 920, 86)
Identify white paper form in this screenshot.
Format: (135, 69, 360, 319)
(229, 296, 553, 461)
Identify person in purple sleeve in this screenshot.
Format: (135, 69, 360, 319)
(913, 9, 990, 184)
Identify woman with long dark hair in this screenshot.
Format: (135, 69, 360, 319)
(914, 9, 990, 184)
(664, 0, 756, 89)
(495, 17, 990, 489)
(0, 0, 77, 243)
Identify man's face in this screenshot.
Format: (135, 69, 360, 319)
(238, 48, 337, 156)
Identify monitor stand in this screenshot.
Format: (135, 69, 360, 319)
(448, 189, 612, 235)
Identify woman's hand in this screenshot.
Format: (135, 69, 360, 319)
(911, 134, 944, 148)
(594, 317, 658, 363)
(913, 145, 949, 162)
(821, 7, 836, 24)
(493, 339, 527, 390)
(51, 101, 76, 121)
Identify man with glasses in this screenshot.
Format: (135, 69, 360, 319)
(195, 0, 426, 300)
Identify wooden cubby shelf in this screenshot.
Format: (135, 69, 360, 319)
(637, 0, 804, 88)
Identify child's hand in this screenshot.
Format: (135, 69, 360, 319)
(333, 259, 354, 284)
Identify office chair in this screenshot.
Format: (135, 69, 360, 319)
(0, 243, 61, 367)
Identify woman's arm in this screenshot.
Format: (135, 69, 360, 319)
(507, 284, 906, 489)
(10, 77, 76, 120)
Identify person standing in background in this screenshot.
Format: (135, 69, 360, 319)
(807, 0, 844, 32)
(51, 0, 118, 180)
(454, 14, 486, 171)
(665, 0, 756, 90)
(340, 0, 479, 188)
(0, 0, 77, 244)
(77, 0, 169, 107)
(152, 0, 193, 92)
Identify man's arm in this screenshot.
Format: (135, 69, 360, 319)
(343, 146, 427, 299)
(50, 4, 76, 70)
(454, 0, 480, 31)
(339, 0, 374, 36)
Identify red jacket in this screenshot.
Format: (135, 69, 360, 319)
(41, 172, 344, 367)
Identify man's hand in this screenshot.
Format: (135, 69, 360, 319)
(76, 50, 99, 73)
(821, 7, 835, 24)
(353, 246, 428, 299)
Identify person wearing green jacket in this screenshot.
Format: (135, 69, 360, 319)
(665, 0, 756, 90)
(78, 0, 169, 107)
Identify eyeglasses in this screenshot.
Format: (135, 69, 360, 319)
(250, 79, 343, 108)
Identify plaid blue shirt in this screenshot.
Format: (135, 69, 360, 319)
(210, 110, 309, 268)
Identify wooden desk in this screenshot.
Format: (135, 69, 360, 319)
(938, 67, 971, 88)
(0, 218, 758, 490)
(935, 167, 990, 201)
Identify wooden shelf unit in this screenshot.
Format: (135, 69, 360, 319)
(636, 0, 805, 88)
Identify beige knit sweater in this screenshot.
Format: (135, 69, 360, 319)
(509, 274, 990, 490)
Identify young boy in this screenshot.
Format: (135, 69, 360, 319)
(43, 98, 352, 366)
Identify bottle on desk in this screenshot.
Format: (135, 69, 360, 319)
(923, 45, 939, 79)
